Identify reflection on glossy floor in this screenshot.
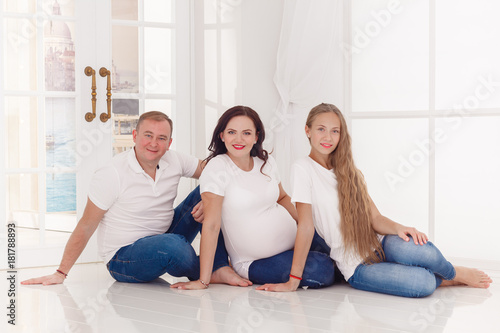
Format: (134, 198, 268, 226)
(5, 263, 499, 333)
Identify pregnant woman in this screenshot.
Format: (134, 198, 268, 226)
(172, 105, 335, 290)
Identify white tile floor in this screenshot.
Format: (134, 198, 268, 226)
(3, 263, 499, 333)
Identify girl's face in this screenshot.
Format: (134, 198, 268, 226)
(306, 112, 341, 158)
(220, 115, 258, 159)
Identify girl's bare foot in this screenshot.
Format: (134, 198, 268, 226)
(440, 279, 464, 287)
(211, 266, 253, 287)
(447, 266, 492, 288)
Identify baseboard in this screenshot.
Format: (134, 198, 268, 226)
(448, 257, 500, 271)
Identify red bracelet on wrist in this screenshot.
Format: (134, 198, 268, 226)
(289, 274, 302, 281)
(56, 269, 68, 278)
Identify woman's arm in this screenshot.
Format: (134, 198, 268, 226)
(276, 183, 299, 222)
(256, 202, 315, 292)
(369, 196, 428, 245)
(171, 192, 223, 289)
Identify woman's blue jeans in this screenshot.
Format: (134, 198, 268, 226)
(248, 233, 336, 289)
(348, 235, 456, 298)
(107, 186, 229, 283)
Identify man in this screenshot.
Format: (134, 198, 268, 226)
(22, 111, 250, 288)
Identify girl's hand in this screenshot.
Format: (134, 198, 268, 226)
(397, 226, 428, 245)
(255, 279, 300, 292)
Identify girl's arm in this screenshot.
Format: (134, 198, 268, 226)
(171, 192, 223, 289)
(256, 202, 315, 292)
(369, 196, 428, 245)
(277, 183, 299, 222)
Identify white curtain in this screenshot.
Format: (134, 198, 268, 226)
(272, 0, 345, 190)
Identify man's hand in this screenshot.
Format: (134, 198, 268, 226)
(21, 272, 65, 286)
(191, 201, 204, 223)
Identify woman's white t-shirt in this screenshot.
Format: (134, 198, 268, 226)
(200, 154, 297, 279)
(291, 156, 364, 280)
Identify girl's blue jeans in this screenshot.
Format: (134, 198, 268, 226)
(107, 186, 229, 283)
(347, 235, 456, 298)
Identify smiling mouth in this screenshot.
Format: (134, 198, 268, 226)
(232, 145, 245, 150)
(320, 143, 332, 148)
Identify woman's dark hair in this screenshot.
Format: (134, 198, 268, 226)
(204, 105, 269, 173)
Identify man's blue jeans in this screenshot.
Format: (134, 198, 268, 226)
(348, 235, 456, 298)
(107, 186, 228, 283)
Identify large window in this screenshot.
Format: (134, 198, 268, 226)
(348, 0, 500, 262)
(194, 0, 242, 157)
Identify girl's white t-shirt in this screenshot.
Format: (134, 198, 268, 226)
(290, 156, 364, 280)
(200, 154, 297, 279)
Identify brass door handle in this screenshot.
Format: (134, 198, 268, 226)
(99, 67, 112, 123)
(84, 66, 97, 122)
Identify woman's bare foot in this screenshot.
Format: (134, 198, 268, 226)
(211, 266, 253, 287)
(445, 266, 493, 288)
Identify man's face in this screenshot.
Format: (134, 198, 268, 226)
(132, 119, 172, 166)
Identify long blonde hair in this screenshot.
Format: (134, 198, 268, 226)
(306, 103, 383, 264)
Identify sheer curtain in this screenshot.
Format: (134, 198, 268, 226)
(272, 0, 344, 190)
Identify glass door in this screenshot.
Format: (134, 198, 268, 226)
(1, 0, 192, 268)
(2, 0, 83, 268)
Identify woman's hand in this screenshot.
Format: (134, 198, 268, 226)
(171, 280, 208, 290)
(255, 279, 300, 292)
(397, 226, 428, 245)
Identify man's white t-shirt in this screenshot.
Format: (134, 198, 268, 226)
(89, 148, 199, 264)
(291, 156, 366, 280)
(200, 154, 297, 279)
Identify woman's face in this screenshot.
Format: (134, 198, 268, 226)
(306, 112, 341, 158)
(220, 115, 258, 159)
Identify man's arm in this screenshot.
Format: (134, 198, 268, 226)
(188, 159, 207, 221)
(191, 159, 207, 179)
(21, 198, 106, 285)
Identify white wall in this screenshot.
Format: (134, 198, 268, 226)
(240, 0, 284, 126)
(194, 0, 284, 158)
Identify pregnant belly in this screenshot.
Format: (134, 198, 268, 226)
(223, 208, 297, 262)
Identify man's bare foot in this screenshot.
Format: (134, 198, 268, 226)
(446, 266, 493, 288)
(211, 266, 253, 287)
